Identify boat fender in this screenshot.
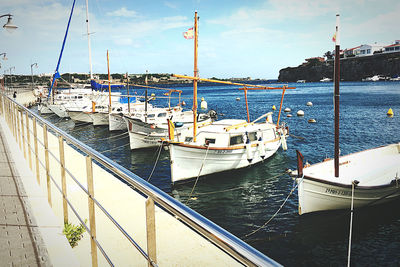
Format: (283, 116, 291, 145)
(280, 130, 288, 151)
(200, 97, 208, 110)
(245, 132, 252, 163)
(258, 137, 266, 159)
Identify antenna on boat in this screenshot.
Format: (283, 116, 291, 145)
(334, 14, 340, 178)
(85, 0, 93, 80)
(193, 11, 199, 142)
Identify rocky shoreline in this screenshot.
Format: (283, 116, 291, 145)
(278, 51, 400, 82)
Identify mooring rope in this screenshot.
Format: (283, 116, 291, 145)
(147, 141, 164, 182)
(242, 174, 304, 239)
(347, 181, 357, 267)
(185, 145, 210, 205)
(100, 142, 130, 153)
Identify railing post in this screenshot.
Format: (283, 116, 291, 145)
(26, 112, 32, 170)
(86, 155, 98, 267)
(43, 124, 52, 206)
(146, 197, 157, 267)
(21, 111, 27, 159)
(33, 117, 40, 185)
(59, 135, 68, 224)
(0, 94, 3, 114)
(12, 103, 16, 138)
(16, 108, 22, 149)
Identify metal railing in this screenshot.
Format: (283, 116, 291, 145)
(0, 93, 280, 267)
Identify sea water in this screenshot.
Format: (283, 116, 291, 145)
(39, 81, 400, 266)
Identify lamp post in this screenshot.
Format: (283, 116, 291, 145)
(31, 63, 38, 91)
(8, 66, 15, 96)
(0, 14, 18, 33)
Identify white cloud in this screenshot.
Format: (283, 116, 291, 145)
(164, 1, 178, 9)
(106, 7, 138, 18)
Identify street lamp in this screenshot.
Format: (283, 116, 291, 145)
(0, 14, 18, 33)
(31, 63, 38, 91)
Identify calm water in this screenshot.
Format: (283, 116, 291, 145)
(37, 81, 400, 266)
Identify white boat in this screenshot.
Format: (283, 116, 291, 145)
(108, 101, 149, 131)
(296, 80, 306, 83)
(294, 15, 400, 215)
(124, 106, 212, 150)
(169, 115, 287, 183)
(320, 77, 332, 82)
(295, 144, 400, 214)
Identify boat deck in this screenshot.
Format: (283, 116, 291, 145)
(303, 144, 400, 186)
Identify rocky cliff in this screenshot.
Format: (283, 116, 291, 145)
(278, 52, 400, 82)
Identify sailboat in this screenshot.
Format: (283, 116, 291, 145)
(166, 12, 294, 183)
(293, 15, 400, 215)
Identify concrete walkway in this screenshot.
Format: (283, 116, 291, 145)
(0, 117, 78, 266)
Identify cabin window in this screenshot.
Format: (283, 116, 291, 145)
(148, 114, 155, 118)
(230, 135, 243, 146)
(185, 137, 193, 142)
(78, 96, 83, 99)
(205, 138, 216, 145)
(248, 132, 257, 142)
(158, 113, 167, 117)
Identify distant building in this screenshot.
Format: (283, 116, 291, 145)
(384, 40, 400, 53)
(356, 43, 384, 56)
(344, 46, 361, 58)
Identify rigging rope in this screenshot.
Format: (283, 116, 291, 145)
(242, 174, 304, 240)
(99, 142, 130, 153)
(185, 145, 210, 205)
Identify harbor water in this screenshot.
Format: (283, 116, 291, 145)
(35, 81, 400, 266)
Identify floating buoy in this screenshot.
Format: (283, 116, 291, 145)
(284, 108, 291, 112)
(287, 114, 292, 117)
(297, 110, 305, 116)
(236, 97, 240, 101)
(308, 119, 316, 123)
(200, 97, 208, 110)
(306, 102, 313, 106)
(181, 101, 186, 106)
(387, 108, 394, 117)
(272, 105, 276, 110)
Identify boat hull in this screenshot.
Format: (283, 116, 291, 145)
(48, 104, 69, 118)
(38, 103, 54, 114)
(109, 113, 126, 131)
(170, 139, 281, 183)
(68, 111, 93, 124)
(91, 112, 109, 126)
(297, 177, 400, 215)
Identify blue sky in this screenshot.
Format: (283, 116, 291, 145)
(1, 0, 399, 78)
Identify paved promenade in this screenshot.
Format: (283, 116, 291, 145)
(0, 116, 78, 266)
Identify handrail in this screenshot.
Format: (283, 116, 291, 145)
(1, 93, 280, 267)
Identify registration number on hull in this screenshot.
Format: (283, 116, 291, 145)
(325, 187, 351, 196)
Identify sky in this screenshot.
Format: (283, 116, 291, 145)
(0, 0, 399, 79)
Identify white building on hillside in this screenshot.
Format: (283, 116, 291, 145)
(356, 43, 384, 56)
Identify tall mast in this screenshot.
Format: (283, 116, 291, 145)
(334, 14, 340, 178)
(85, 0, 93, 80)
(193, 11, 198, 142)
(107, 50, 111, 112)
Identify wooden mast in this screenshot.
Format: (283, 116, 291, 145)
(107, 50, 112, 113)
(334, 14, 340, 177)
(193, 11, 198, 142)
(126, 72, 130, 113)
